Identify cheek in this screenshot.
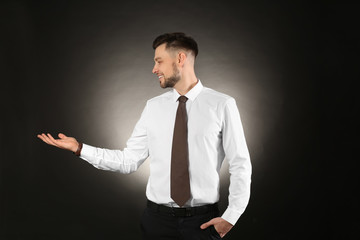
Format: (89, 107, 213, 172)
(160, 70, 167, 77)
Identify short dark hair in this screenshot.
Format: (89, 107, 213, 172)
(152, 32, 198, 58)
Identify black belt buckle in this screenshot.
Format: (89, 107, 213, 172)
(171, 207, 193, 217)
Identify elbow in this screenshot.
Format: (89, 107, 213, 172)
(228, 155, 252, 176)
(119, 164, 139, 174)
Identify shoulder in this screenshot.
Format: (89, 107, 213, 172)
(146, 90, 173, 104)
(200, 87, 235, 105)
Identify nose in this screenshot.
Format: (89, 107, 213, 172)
(152, 64, 158, 74)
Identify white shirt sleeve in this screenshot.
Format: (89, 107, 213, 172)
(220, 98, 252, 225)
(79, 102, 149, 174)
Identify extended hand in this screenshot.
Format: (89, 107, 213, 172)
(37, 133, 79, 153)
(200, 217, 233, 238)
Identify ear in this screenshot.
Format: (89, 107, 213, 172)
(177, 52, 187, 66)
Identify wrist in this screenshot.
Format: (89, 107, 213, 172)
(74, 142, 83, 156)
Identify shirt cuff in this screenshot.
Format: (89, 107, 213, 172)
(221, 207, 242, 226)
(79, 143, 96, 163)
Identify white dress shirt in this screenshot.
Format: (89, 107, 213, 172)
(80, 79, 252, 225)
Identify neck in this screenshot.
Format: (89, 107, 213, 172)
(174, 71, 198, 96)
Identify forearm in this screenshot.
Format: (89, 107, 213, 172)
(221, 159, 252, 225)
(79, 143, 148, 174)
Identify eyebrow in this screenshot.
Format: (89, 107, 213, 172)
(154, 57, 162, 62)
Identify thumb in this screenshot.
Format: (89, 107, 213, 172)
(58, 133, 67, 139)
(200, 219, 214, 229)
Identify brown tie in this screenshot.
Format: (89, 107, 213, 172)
(171, 95, 191, 207)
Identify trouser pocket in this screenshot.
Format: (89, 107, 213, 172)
(209, 225, 222, 239)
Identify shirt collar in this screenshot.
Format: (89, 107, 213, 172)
(172, 79, 203, 102)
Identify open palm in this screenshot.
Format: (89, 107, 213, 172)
(37, 133, 79, 153)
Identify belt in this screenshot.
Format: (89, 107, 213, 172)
(147, 200, 218, 217)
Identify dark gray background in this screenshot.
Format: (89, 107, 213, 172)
(1, 1, 359, 239)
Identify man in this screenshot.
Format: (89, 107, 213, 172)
(38, 32, 252, 239)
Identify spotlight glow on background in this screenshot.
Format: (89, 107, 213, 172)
(78, 37, 284, 191)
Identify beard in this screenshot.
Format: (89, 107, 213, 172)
(161, 63, 181, 88)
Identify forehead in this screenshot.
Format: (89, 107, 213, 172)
(154, 43, 173, 61)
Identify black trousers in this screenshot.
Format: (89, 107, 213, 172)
(140, 203, 222, 240)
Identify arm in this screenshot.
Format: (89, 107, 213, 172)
(221, 98, 252, 224)
(200, 98, 252, 238)
(37, 102, 149, 174)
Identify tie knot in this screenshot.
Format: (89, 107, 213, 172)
(178, 96, 188, 103)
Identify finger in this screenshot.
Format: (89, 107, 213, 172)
(200, 222, 210, 229)
(43, 133, 59, 147)
(43, 133, 57, 146)
(58, 133, 67, 139)
(47, 133, 58, 142)
(47, 133, 61, 147)
(37, 134, 48, 143)
(39, 133, 54, 146)
(200, 219, 215, 229)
